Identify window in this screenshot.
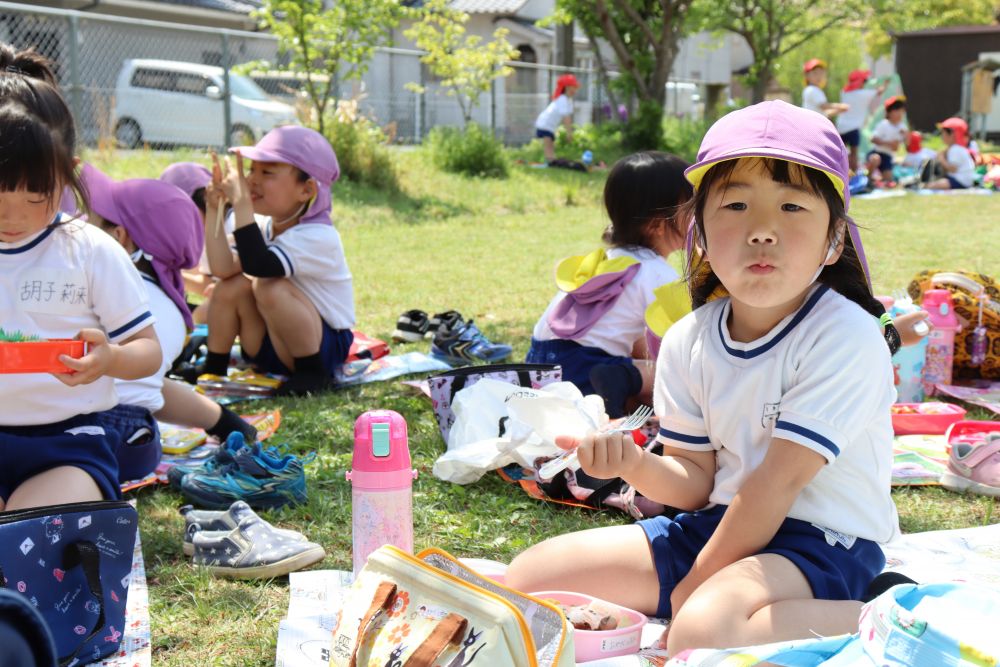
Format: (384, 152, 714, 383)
(130, 68, 176, 92)
(174, 73, 211, 95)
(511, 44, 537, 94)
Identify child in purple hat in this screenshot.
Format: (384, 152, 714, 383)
(192, 126, 354, 396)
(508, 100, 902, 656)
(82, 165, 258, 480)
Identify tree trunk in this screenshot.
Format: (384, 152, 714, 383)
(751, 74, 769, 104)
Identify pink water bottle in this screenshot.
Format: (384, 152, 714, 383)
(347, 410, 417, 576)
(921, 290, 961, 396)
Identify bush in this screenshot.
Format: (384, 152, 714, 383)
(661, 115, 711, 163)
(509, 122, 626, 167)
(425, 124, 509, 178)
(320, 101, 400, 192)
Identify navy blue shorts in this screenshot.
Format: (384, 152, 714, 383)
(97, 404, 162, 483)
(243, 323, 353, 377)
(0, 413, 122, 502)
(867, 149, 895, 172)
(945, 175, 969, 190)
(535, 129, 555, 140)
(526, 337, 634, 395)
(638, 504, 885, 618)
(839, 129, 861, 147)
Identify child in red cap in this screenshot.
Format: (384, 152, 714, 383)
(926, 117, 976, 190)
(801, 59, 848, 120)
(865, 95, 908, 186)
(534, 73, 579, 162)
(836, 69, 884, 173)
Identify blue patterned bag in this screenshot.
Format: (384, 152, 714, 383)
(0, 500, 137, 666)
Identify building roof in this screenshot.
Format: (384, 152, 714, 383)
(405, 0, 528, 14)
(145, 0, 263, 15)
(894, 24, 1000, 38)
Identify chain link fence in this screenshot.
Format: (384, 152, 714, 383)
(0, 1, 653, 148)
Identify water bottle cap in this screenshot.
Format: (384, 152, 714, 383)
(351, 410, 411, 475)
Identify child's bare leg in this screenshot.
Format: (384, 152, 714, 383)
(506, 525, 661, 614)
(251, 278, 323, 368)
(156, 379, 257, 442)
(924, 177, 950, 190)
(847, 146, 859, 174)
(667, 554, 861, 655)
(207, 274, 266, 356)
(543, 136, 556, 162)
(5, 466, 103, 511)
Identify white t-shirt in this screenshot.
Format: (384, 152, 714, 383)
(115, 276, 185, 413)
(871, 119, 907, 151)
(945, 144, 976, 187)
(262, 219, 355, 330)
(801, 85, 827, 114)
(0, 218, 155, 425)
(654, 285, 899, 544)
(535, 95, 574, 133)
(533, 246, 678, 358)
(835, 89, 878, 134)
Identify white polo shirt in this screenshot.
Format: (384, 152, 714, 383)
(262, 219, 355, 330)
(944, 144, 976, 187)
(654, 285, 899, 544)
(533, 246, 679, 358)
(0, 218, 155, 425)
(535, 95, 574, 133)
(802, 85, 827, 114)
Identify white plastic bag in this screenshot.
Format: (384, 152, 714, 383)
(432, 379, 605, 484)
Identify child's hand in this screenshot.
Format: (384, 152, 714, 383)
(53, 328, 114, 386)
(895, 310, 932, 347)
(554, 431, 644, 480)
(211, 150, 250, 208)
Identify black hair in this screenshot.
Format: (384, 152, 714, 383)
(295, 167, 310, 183)
(682, 158, 900, 353)
(191, 186, 207, 214)
(885, 99, 906, 114)
(601, 151, 692, 249)
(0, 43, 84, 209)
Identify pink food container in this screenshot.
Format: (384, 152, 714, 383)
(891, 402, 967, 436)
(946, 421, 1000, 450)
(531, 590, 647, 661)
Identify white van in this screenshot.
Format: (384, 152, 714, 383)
(112, 59, 298, 148)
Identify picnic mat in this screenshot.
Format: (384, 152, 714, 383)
(935, 380, 1000, 416)
(854, 188, 995, 200)
(892, 433, 949, 486)
(334, 351, 450, 386)
(91, 529, 151, 667)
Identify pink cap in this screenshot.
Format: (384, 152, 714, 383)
(348, 410, 415, 489)
(922, 289, 960, 330)
(160, 162, 211, 198)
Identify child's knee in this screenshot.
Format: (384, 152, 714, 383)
(666, 596, 724, 654)
(213, 274, 252, 303)
(506, 545, 552, 593)
(250, 277, 287, 309)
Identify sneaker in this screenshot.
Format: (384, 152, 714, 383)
(191, 513, 325, 579)
(166, 431, 248, 489)
(392, 309, 430, 343)
(940, 435, 1000, 497)
(430, 319, 512, 364)
(180, 441, 313, 509)
(180, 500, 306, 557)
(426, 310, 465, 340)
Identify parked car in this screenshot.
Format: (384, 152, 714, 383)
(112, 59, 298, 148)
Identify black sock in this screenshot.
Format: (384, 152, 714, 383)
(293, 352, 324, 375)
(589, 364, 643, 418)
(206, 406, 257, 443)
(203, 351, 230, 376)
(861, 572, 918, 602)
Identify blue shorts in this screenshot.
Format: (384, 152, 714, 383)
(945, 175, 969, 190)
(867, 150, 895, 172)
(839, 129, 860, 147)
(638, 504, 885, 618)
(243, 323, 353, 377)
(526, 337, 634, 395)
(96, 404, 162, 483)
(0, 413, 122, 502)
(535, 128, 555, 140)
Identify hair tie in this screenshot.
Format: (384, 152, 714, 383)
(880, 313, 901, 355)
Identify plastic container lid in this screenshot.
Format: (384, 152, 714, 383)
(922, 289, 960, 330)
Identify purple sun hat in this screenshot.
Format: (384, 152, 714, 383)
(160, 162, 212, 199)
(81, 164, 204, 329)
(684, 100, 872, 290)
(229, 125, 339, 225)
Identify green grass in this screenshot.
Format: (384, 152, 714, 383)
(83, 147, 1000, 666)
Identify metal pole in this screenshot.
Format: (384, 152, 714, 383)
(489, 75, 496, 136)
(416, 62, 425, 142)
(221, 32, 232, 148)
(67, 15, 83, 132)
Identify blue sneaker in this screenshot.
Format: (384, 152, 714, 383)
(179, 441, 314, 510)
(430, 319, 512, 364)
(168, 432, 290, 489)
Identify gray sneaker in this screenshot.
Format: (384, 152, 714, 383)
(180, 500, 305, 557)
(191, 513, 326, 579)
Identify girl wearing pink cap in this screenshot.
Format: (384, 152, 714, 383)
(534, 74, 579, 162)
(193, 125, 355, 396)
(0, 46, 161, 511)
(508, 101, 903, 656)
(926, 117, 976, 190)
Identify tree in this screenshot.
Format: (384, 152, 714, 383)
(698, 0, 866, 104)
(253, 0, 401, 134)
(553, 0, 696, 148)
(404, 0, 519, 125)
(866, 0, 997, 58)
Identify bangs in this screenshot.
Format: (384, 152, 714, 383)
(704, 157, 831, 200)
(0, 102, 67, 200)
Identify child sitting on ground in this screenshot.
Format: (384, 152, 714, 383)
(0, 45, 161, 510)
(189, 126, 355, 396)
(82, 166, 257, 481)
(925, 117, 977, 190)
(507, 101, 901, 657)
(526, 152, 692, 417)
(866, 96, 908, 186)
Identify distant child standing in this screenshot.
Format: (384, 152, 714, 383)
(835, 69, 883, 173)
(527, 152, 692, 417)
(0, 45, 161, 510)
(925, 117, 977, 190)
(508, 101, 901, 656)
(866, 96, 908, 186)
(194, 126, 355, 396)
(534, 74, 579, 163)
(801, 59, 848, 120)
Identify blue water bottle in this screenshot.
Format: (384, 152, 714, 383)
(582, 150, 593, 167)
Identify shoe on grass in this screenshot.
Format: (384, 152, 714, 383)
(191, 513, 325, 579)
(180, 441, 313, 510)
(392, 309, 430, 343)
(940, 435, 1000, 497)
(167, 431, 247, 489)
(430, 320, 512, 364)
(180, 500, 306, 557)
(426, 310, 465, 339)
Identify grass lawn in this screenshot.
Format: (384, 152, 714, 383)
(86, 147, 1000, 665)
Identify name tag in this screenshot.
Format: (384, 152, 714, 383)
(16, 267, 90, 316)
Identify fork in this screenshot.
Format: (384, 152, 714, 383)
(537, 404, 654, 480)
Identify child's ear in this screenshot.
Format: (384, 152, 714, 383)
(824, 220, 847, 265)
(298, 178, 317, 204)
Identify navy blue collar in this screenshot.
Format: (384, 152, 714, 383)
(717, 284, 830, 360)
(0, 216, 61, 255)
